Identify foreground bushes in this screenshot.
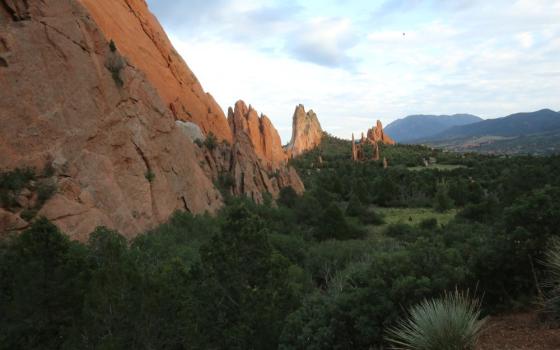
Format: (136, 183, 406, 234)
(386, 291, 486, 350)
(1, 180, 560, 348)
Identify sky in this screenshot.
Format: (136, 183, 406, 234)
(146, 0, 560, 142)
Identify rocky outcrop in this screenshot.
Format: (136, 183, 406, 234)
(79, 0, 233, 142)
(0, 0, 309, 239)
(176, 121, 205, 142)
(0, 0, 221, 239)
(366, 120, 396, 145)
(286, 104, 323, 157)
(228, 101, 288, 169)
(195, 101, 303, 204)
(352, 120, 394, 162)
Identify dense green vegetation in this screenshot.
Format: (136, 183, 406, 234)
(2, 134, 560, 349)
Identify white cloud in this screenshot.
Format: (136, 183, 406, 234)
(148, 0, 560, 140)
(516, 32, 534, 49)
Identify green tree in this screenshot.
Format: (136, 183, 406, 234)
(186, 203, 300, 349)
(346, 193, 366, 217)
(316, 203, 347, 240)
(278, 186, 299, 208)
(75, 227, 143, 349)
(433, 180, 454, 212)
(0, 218, 88, 350)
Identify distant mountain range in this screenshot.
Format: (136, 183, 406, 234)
(384, 109, 560, 155)
(385, 114, 482, 143)
(422, 109, 560, 141)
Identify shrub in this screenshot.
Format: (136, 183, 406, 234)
(386, 290, 486, 350)
(37, 181, 56, 205)
(145, 170, 156, 183)
(109, 39, 117, 52)
(542, 239, 560, 321)
(419, 218, 438, 230)
(0, 167, 37, 208)
(433, 181, 454, 213)
(346, 194, 366, 217)
(203, 132, 218, 151)
(106, 53, 125, 87)
(278, 186, 299, 208)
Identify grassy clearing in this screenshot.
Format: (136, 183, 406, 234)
(408, 164, 467, 171)
(366, 207, 457, 237)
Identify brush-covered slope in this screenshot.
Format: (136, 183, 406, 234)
(385, 114, 482, 143)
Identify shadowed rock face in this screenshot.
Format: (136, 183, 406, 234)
(286, 104, 324, 157)
(0, 0, 222, 240)
(0, 0, 309, 239)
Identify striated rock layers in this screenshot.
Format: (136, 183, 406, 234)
(0, 0, 305, 239)
(286, 104, 324, 157)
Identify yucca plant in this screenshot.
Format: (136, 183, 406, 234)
(542, 239, 560, 320)
(386, 290, 486, 350)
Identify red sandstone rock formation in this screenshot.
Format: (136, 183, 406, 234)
(228, 101, 288, 169)
(0, 0, 222, 240)
(352, 120, 394, 162)
(0, 0, 306, 239)
(352, 134, 358, 161)
(366, 120, 396, 145)
(286, 105, 323, 157)
(80, 0, 233, 142)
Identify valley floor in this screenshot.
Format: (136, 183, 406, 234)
(477, 312, 560, 350)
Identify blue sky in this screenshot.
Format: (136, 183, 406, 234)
(146, 0, 560, 142)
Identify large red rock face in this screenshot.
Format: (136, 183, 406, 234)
(286, 104, 324, 157)
(0, 0, 222, 239)
(0, 0, 310, 239)
(79, 0, 233, 143)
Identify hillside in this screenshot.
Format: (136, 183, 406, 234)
(419, 109, 560, 155)
(385, 114, 482, 143)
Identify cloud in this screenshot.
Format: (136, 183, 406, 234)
(147, 0, 560, 140)
(516, 32, 534, 49)
(286, 17, 359, 68)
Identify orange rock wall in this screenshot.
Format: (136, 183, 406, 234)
(0, 0, 221, 240)
(80, 0, 233, 142)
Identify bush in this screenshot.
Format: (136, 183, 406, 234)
(419, 218, 438, 230)
(203, 132, 218, 151)
(386, 290, 486, 350)
(0, 167, 36, 208)
(315, 203, 364, 241)
(542, 239, 560, 321)
(346, 194, 365, 217)
(106, 54, 125, 87)
(278, 187, 299, 208)
(37, 181, 56, 205)
(433, 181, 454, 212)
(144, 170, 156, 183)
